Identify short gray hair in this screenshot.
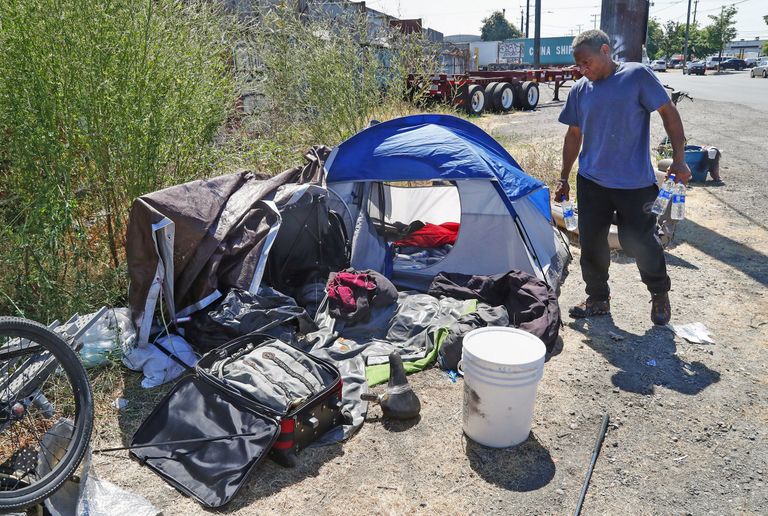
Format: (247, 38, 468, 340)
(572, 30, 610, 53)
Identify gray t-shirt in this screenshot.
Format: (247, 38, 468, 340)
(558, 62, 670, 189)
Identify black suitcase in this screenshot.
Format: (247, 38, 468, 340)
(130, 333, 344, 508)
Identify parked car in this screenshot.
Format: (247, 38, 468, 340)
(651, 59, 667, 72)
(745, 57, 759, 68)
(705, 56, 726, 69)
(669, 59, 684, 69)
(750, 59, 768, 78)
(685, 61, 706, 75)
(720, 58, 747, 70)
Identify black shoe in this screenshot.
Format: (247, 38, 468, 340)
(569, 297, 611, 318)
(650, 292, 671, 325)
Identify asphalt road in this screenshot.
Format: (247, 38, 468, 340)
(654, 69, 768, 112)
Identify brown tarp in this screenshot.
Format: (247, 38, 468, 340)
(126, 146, 330, 345)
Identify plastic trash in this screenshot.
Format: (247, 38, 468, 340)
(77, 473, 159, 516)
(39, 421, 159, 516)
(646, 359, 657, 367)
(123, 334, 197, 389)
(667, 322, 715, 344)
(78, 308, 136, 368)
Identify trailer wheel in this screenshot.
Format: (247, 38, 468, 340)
(465, 84, 486, 115)
(484, 82, 500, 111)
(494, 83, 515, 112)
(512, 83, 524, 109)
(520, 81, 539, 110)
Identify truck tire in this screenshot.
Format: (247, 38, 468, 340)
(512, 82, 524, 109)
(763, 70, 767, 79)
(484, 82, 500, 111)
(520, 81, 539, 110)
(493, 83, 516, 112)
(464, 84, 486, 115)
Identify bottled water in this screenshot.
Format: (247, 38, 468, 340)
(670, 182, 686, 220)
(651, 174, 676, 215)
(562, 197, 578, 231)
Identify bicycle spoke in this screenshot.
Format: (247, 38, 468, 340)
(8, 420, 24, 491)
(23, 409, 54, 477)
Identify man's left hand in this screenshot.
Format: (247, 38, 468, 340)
(667, 160, 691, 185)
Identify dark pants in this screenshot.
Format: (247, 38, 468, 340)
(577, 174, 670, 300)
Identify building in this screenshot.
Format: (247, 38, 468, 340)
(726, 37, 767, 59)
(445, 34, 482, 43)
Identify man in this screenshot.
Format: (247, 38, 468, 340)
(556, 30, 691, 325)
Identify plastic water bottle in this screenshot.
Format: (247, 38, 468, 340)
(671, 182, 686, 220)
(561, 196, 578, 231)
(651, 174, 676, 215)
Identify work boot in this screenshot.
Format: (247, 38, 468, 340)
(650, 292, 671, 326)
(568, 297, 610, 318)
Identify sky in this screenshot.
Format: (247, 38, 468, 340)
(366, 0, 767, 40)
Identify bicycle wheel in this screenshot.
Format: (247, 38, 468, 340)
(0, 317, 93, 510)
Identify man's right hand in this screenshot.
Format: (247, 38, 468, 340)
(554, 180, 570, 201)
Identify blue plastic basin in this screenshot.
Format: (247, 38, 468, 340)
(684, 145, 708, 182)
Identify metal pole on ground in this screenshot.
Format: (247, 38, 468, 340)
(574, 413, 610, 516)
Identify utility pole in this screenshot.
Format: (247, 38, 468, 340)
(521, 9, 524, 34)
(577, 23, 583, 34)
(534, 0, 541, 66)
(590, 13, 600, 29)
(645, 1, 654, 45)
(682, 0, 692, 73)
(526, 0, 530, 38)
(693, 0, 698, 25)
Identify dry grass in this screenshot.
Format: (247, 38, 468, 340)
(88, 361, 174, 449)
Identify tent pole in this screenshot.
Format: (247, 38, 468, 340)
(514, 215, 550, 288)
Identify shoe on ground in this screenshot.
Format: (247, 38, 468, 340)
(569, 297, 611, 318)
(650, 292, 671, 325)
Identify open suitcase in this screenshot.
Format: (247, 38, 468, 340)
(130, 333, 344, 508)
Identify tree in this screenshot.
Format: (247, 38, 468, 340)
(646, 18, 663, 59)
(480, 11, 522, 41)
(706, 5, 738, 70)
(659, 20, 686, 59)
(688, 25, 713, 60)
(763, 15, 768, 55)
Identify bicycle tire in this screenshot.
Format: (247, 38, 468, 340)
(0, 316, 93, 510)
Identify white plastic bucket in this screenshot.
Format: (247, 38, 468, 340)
(460, 327, 546, 448)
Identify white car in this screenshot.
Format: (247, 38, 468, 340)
(751, 59, 768, 78)
(651, 59, 667, 72)
(705, 56, 726, 69)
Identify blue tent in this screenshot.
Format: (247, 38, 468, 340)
(325, 114, 568, 290)
(325, 114, 552, 220)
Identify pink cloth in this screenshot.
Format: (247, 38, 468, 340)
(327, 272, 376, 312)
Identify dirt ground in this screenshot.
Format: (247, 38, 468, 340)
(91, 86, 768, 515)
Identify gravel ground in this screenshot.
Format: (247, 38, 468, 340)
(92, 85, 768, 515)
